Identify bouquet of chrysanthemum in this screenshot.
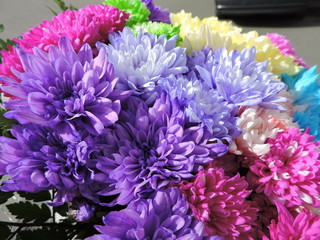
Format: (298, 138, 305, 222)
(0, 0, 319, 239)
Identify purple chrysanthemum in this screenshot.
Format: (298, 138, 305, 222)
(100, 27, 187, 104)
(188, 46, 287, 110)
(0, 124, 108, 207)
(141, 0, 171, 23)
(97, 93, 228, 205)
(86, 188, 206, 240)
(159, 73, 241, 142)
(1, 37, 130, 138)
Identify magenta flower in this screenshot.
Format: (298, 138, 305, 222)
(179, 167, 257, 240)
(265, 201, 320, 240)
(247, 128, 320, 208)
(266, 33, 307, 67)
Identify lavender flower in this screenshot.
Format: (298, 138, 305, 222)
(159, 73, 241, 142)
(141, 0, 171, 23)
(1, 37, 130, 138)
(0, 124, 109, 206)
(86, 188, 205, 240)
(188, 46, 287, 110)
(100, 27, 187, 104)
(97, 93, 228, 205)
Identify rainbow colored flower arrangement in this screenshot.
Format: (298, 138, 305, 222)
(0, 1, 319, 239)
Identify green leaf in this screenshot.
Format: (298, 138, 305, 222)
(0, 223, 11, 240)
(17, 191, 51, 202)
(7, 202, 51, 223)
(0, 107, 17, 137)
(0, 190, 14, 205)
(19, 228, 70, 240)
(0, 24, 4, 33)
(53, 203, 68, 217)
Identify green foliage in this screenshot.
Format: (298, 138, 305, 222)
(0, 106, 17, 138)
(48, 0, 78, 15)
(7, 202, 51, 223)
(19, 228, 71, 240)
(0, 190, 14, 205)
(17, 191, 52, 203)
(103, 0, 150, 26)
(0, 24, 16, 63)
(0, 223, 11, 240)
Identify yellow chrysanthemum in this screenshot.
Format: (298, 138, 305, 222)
(170, 11, 302, 76)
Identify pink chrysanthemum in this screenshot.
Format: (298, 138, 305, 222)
(247, 128, 320, 209)
(230, 105, 297, 158)
(179, 168, 257, 240)
(15, 5, 129, 52)
(266, 33, 307, 67)
(264, 201, 320, 240)
(0, 5, 129, 96)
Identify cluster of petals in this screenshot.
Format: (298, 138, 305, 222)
(0, 4, 129, 96)
(283, 66, 320, 140)
(101, 27, 187, 105)
(179, 167, 257, 240)
(188, 46, 287, 110)
(230, 105, 297, 157)
(86, 188, 206, 240)
(1, 37, 127, 137)
(96, 93, 228, 205)
(170, 11, 302, 76)
(247, 128, 320, 208)
(266, 33, 307, 67)
(264, 201, 320, 240)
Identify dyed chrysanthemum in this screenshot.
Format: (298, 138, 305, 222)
(266, 33, 307, 67)
(0, 4, 128, 97)
(0, 124, 108, 206)
(15, 4, 129, 52)
(188, 46, 287, 110)
(179, 167, 257, 239)
(101, 27, 187, 104)
(1, 37, 129, 137)
(159, 73, 241, 142)
(170, 11, 302, 76)
(131, 22, 182, 42)
(247, 128, 320, 208)
(141, 0, 170, 23)
(103, 0, 150, 27)
(265, 201, 320, 240)
(97, 93, 228, 205)
(283, 66, 320, 140)
(230, 105, 297, 157)
(86, 188, 206, 240)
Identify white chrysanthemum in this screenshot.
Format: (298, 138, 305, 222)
(230, 105, 298, 157)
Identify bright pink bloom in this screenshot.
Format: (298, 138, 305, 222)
(265, 201, 320, 240)
(179, 168, 257, 240)
(247, 128, 320, 208)
(0, 5, 129, 96)
(15, 5, 129, 52)
(266, 33, 307, 67)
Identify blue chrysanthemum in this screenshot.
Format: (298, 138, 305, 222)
(0, 124, 109, 206)
(86, 188, 206, 240)
(141, 0, 170, 23)
(97, 93, 228, 205)
(188, 46, 287, 110)
(159, 73, 241, 143)
(1, 37, 130, 138)
(100, 27, 188, 104)
(283, 66, 320, 140)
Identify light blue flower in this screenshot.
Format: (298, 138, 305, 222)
(188, 46, 287, 110)
(159, 73, 241, 142)
(100, 27, 188, 105)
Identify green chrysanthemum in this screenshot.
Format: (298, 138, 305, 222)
(131, 22, 183, 43)
(103, 0, 150, 27)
